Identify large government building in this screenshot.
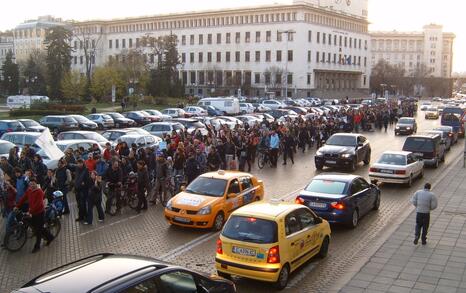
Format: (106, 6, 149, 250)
(12, 0, 372, 98)
(371, 24, 455, 78)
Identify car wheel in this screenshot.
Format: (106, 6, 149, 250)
(363, 152, 371, 165)
(407, 174, 413, 187)
(212, 212, 225, 231)
(275, 264, 290, 290)
(315, 162, 323, 171)
(348, 209, 359, 228)
(217, 271, 231, 280)
(318, 236, 330, 258)
(373, 193, 381, 210)
(98, 124, 104, 130)
(419, 168, 424, 178)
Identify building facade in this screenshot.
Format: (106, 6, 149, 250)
(0, 35, 14, 76)
(370, 24, 455, 78)
(69, 0, 371, 98)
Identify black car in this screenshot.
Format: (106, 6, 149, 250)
(315, 133, 371, 171)
(395, 117, 417, 135)
(70, 115, 98, 130)
(104, 112, 136, 128)
(123, 111, 151, 126)
(266, 109, 298, 119)
(14, 253, 236, 293)
(402, 134, 445, 168)
(296, 174, 380, 228)
(39, 115, 79, 132)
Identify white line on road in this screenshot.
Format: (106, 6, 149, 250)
(79, 214, 143, 237)
(276, 186, 305, 202)
(159, 232, 218, 261)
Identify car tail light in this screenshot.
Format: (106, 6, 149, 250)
(295, 197, 305, 205)
(267, 246, 280, 264)
(369, 167, 378, 172)
(395, 170, 406, 175)
(216, 239, 223, 254)
(330, 202, 345, 210)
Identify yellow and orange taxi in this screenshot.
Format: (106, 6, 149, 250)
(215, 200, 331, 290)
(164, 170, 264, 231)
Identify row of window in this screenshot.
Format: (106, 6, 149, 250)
(181, 31, 292, 45)
(312, 51, 367, 67)
(73, 40, 96, 50)
(179, 70, 297, 86)
(181, 50, 294, 63)
(303, 12, 367, 33)
(72, 55, 95, 65)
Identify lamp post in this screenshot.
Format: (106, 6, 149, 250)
(278, 30, 295, 99)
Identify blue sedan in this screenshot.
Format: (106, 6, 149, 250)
(295, 174, 380, 228)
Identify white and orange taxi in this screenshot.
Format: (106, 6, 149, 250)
(164, 170, 264, 231)
(215, 201, 331, 290)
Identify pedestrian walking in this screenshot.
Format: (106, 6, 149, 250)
(410, 183, 438, 245)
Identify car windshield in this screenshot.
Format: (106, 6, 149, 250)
(304, 179, 347, 195)
(326, 135, 356, 147)
(398, 118, 413, 124)
(184, 177, 227, 197)
(19, 120, 39, 127)
(7, 121, 22, 128)
(403, 138, 434, 152)
(147, 110, 162, 116)
(377, 154, 406, 165)
(222, 216, 278, 244)
(187, 121, 206, 128)
(64, 117, 77, 123)
(86, 133, 106, 142)
(101, 131, 120, 140)
(109, 113, 124, 119)
(0, 142, 14, 154)
(72, 116, 90, 123)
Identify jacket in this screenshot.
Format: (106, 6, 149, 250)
(411, 189, 438, 214)
(74, 166, 90, 191)
(16, 187, 45, 216)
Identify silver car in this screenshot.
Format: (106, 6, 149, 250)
(142, 122, 185, 138)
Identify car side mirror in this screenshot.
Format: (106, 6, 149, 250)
(314, 217, 323, 224)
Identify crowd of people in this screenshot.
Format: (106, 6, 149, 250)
(0, 98, 417, 252)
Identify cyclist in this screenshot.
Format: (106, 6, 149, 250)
(15, 177, 54, 253)
(105, 160, 123, 214)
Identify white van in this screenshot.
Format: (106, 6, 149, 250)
(6, 95, 50, 109)
(197, 97, 240, 115)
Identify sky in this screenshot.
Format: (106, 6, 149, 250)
(1, 0, 464, 72)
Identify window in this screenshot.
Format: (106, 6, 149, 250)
(228, 179, 240, 194)
(181, 53, 186, 63)
(316, 52, 320, 63)
(317, 32, 320, 43)
(226, 33, 231, 43)
(235, 32, 240, 43)
(216, 52, 221, 62)
(240, 177, 253, 190)
(226, 52, 231, 62)
(216, 33, 221, 44)
(266, 31, 271, 42)
(136, 38, 140, 48)
(266, 50, 271, 62)
(277, 31, 282, 42)
(108, 40, 112, 49)
(80, 56, 83, 64)
(275, 74, 281, 84)
(245, 32, 250, 43)
(323, 33, 326, 44)
(223, 215, 278, 244)
(287, 74, 292, 85)
(181, 35, 186, 45)
(296, 208, 316, 229)
(122, 39, 126, 48)
(350, 179, 364, 195)
(307, 73, 311, 85)
(207, 52, 212, 62)
(254, 73, 260, 84)
(349, 37, 352, 48)
(255, 51, 260, 62)
(190, 34, 194, 45)
(308, 30, 312, 42)
(277, 50, 282, 62)
(159, 271, 197, 292)
(285, 212, 301, 235)
(287, 50, 293, 61)
(255, 31, 261, 42)
(344, 37, 347, 47)
(265, 72, 271, 84)
(189, 52, 194, 63)
(339, 36, 342, 46)
(129, 38, 132, 48)
(199, 34, 203, 45)
(245, 51, 250, 62)
(115, 39, 119, 49)
(235, 51, 240, 62)
(307, 50, 311, 62)
(198, 52, 203, 63)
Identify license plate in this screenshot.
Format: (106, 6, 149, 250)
(232, 246, 256, 257)
(326, 160, 337, 164)
(307, 201, 327, 209)
(380, 169, 394, 174)
(413, 153, 423, 157)
(173, 216, 190, 223)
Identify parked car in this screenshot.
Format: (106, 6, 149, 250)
(0, 120, 25, 136)
(39, 115, 79, 133)
(426, 130, 451, 151)
(284, 106, 308, 115)
(219, 116, 243, 127)
(122, 111, 151, 126)
(424, 107, 439, 119)
(239, 103, 255, 114)
(267, 109, 298, 120)
(18, 119, 46, 132)
(161, 108, 189, 118)
(197, 97, 240, 115)
(261, 99, 285, 110)
(101, 128, 151, 142)
(184, 105, 208, 116)
(433, 125, 458, 145)
(395, 117, 417, 135)
(369, 151, 424, 187)
(103, 112, 136, 128)
(199, 105, 223, 116)
(216, 200, 330, 289)
(143, 109, 172, 121)
(295, 174, 380, 228)
(140, 110, 163, 122)
(57, 131, 109, 148)
(253, 103, 272, 112)
(235, 115, 261, 126)
(402, 134, 445, 168)
(171, 118, 209, 135)
(69, 114, 98, 130)
(15, 253, 236, 293)
(251, 113, 275, 124)
(56, 139, 104, 154)
(315, 133, 371, 171)
(117, 134, 162, 149)
(142, 122, 185, 138)
(0, 139, 16, 157)
(87, 113, 115, 129)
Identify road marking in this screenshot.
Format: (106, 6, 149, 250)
(286, 261, 319, 289)
(79, 214, 143, 237)
(159, 232, 218, 261)
(276, 186, 305, 202)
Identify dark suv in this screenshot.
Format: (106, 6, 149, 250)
(315, 133, 371, 171)
(39, 115, 79, 132)
(14, 253, 236, 293)
(402, 134, 445, 168)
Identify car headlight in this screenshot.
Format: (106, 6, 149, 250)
(396, 126, 400, 129)
(406, 127, 411, 130)
(197, 205, 212, 215)
(166, 199, 173, 211)
(341, 153, 352, 158)
(316, 151, 323, 156)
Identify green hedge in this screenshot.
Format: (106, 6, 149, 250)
(9, 109, 83, 117)
(31, 102, 85, 112)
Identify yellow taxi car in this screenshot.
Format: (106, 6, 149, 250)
(215, 200, 331, 290)
(425, 107, 439, 119)
(164, 170, 264, 231)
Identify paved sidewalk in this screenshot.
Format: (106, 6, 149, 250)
(340, 159, 466, 293)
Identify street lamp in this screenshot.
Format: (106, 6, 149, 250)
(278, 30, 295, 99)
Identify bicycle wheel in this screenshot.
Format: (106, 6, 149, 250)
(128, 193, 139, 210)
(46, 218, 61, 238)
(4, 224, 27, 252)
(257, 153, 265, 169)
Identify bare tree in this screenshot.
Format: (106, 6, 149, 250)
(74, 24, 103, 86)
(264, 66, 284, 89)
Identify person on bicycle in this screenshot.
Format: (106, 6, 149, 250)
(136, 160, 149, 212)
(15, 177, 54, 253)
(150, 154, 168, 205)
(105, 160, 123, 214)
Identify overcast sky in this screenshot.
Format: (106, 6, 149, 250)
(1, 0, 464, 72)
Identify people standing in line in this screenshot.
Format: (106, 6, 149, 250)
(410, 182, 438, 245)
(15, 177, 54, 253)
(136, 160, 149, 212)
(86, 171, 105, 225)
(74, 159, 90, 222)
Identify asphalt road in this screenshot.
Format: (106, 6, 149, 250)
(0, 111, 463, 293)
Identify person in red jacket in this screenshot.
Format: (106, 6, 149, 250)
(85, 153, 97, 172)
(15, 177, 54, 253)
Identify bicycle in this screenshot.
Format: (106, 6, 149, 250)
(106, 182, 138, 216)
(257, 148, 273, 169)
(3, 210, 33, 252)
